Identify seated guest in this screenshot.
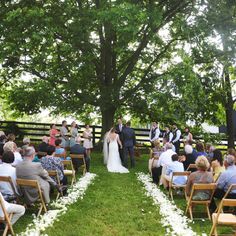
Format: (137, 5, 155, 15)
(38, 136, 49, 153)
(22, 137, 31, 150)
(41, 145, 67, 185)
(0, 192, 25, 225)
(206, 144, 215, 162)
(151, 143, 176, 184)
(3, 141, 22, 167)
(16, 147, 61, 205)
(210, 155, 236, 212)
(55, 139, 67, 159)
(162, 154, 187, 189)
(194, 142, 207, 159)
(181, 144, 197, 171)
(0, 151, 19, 200)
(186, 156, 213, 200)
(0, 133, 7, 157)
(211, 149, 225, 181)
(150, 140, 163, 159)
(227, 148, 236, 163)
(70, 136, 90, 173)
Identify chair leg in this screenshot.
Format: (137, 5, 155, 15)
(189, 205, 193, 220)
(209, 217, 218, 236)
(206, 204, 212, 220)
(169, 188, 173, 201)
(3, 213, 14, 236)
(37, 204, 43, 217)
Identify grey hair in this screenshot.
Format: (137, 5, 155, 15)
(24, 146, 35, 157)
(224, 155, 235, 166)
(184, 144, 193, 154)
(23, 137, 30, 144)
(165, 143, 173, 150)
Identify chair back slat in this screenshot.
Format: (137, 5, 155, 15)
(192, 183, 217, 190)
(186, 164, 197, 171)
(222, 199, 236, 207)
(37, 151, 47, 157)
(16, 179, 38, 188)
(54, 153, 66, 159)
(172, 171, 191, 177)
(223, 184, 236, 199)
(70, 154, 84, 159)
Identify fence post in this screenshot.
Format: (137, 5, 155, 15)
(92, 126, 96, 146)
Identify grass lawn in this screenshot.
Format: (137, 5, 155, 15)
(14, 152, 234, 235)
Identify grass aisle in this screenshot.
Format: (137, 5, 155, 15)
(44, 153, 166, 236)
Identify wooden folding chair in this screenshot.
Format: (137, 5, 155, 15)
(70, 154, 87, 175)
(16, 179, 47, 217)
(0, 194, 15, 236)
(0, 176, 19, 202)
(54, 153, 66, 159)
(37, 151, 47, 158)
(61, 160, 76, 185)
(47, 170, 63, 200)
(185, 183, 217, 220)
(169, 171, 191, 201)
(210, 199, 236, 236)
(186, 164, 197, 171)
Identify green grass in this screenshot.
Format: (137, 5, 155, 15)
(14, 153, 234, 235)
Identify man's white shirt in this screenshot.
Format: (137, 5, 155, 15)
(157, 149, 176, 167)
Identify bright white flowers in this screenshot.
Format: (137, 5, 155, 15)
(19, 173, 96, 236)
(137, 172, 197, 236)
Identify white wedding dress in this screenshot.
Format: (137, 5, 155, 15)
(103, 133, 129, 173)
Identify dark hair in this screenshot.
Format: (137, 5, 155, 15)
(50, 124, 56, 129)
(171, 154, 179, 162)
(47, 145, 55, 155)
(62, 120, 67, 125)
(212, 149, 223, 166)
(7, 133, 16, 141)
(85, 124, 89, 128)
(2, 151, 15, 163)
(110, 127, 116, 133)
(0, 135, 6, 142)
(126, 121, 131, 127)
(196, 142, 204, 152)
(55, 139, 62, 146)
(187, 140, 193, 146)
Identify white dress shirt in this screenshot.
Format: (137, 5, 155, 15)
(12, 152, 23, 167)
(0, 163, 18, 195)
(157, 149, 176, 167)
(149, 127, 160, 142)
(172, 129, 181, 143)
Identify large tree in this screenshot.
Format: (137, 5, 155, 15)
(0, 0, 195, 134)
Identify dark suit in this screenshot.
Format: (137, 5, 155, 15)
(38, 142, 49, 153)
(115, 124, 124, 163)
(70, 144, 90, 172)
(122, 127, 136, 168)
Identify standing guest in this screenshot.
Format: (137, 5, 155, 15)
(115, 117, 124, 163)
(0, 133, 7, 156)
(162, 154, 187, 189)
(211, 149, 225, 181)
(152, 143, 176, 184)
(186, 156, 213, 200)
(0, 192, 25, 225)
(163, 126, 173, 143)
(83, 124, 93, 157)
(49, 124, 59, 146)
(210, 155, 236, 213)
(0, 151, 19, 199)
(16, 147, 61, 205)
(181, 144, 197, 171)
(3, 141, 22, 167)
(122, 121, 136, 168)
(70, 121, 79, 147)
(60, 120, 70, 148)
(183, 127, 193, 144)
(149, 122, 160, 147)
(171, 124, 181, 154)
(70, 136, 90, 173)
(38, 136, 49, 153)
(195, 142, 207, 158)
(41, 145, 67, 185)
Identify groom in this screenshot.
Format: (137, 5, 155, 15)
(115, 117, 124, 163)
(122, 121, 136, 168)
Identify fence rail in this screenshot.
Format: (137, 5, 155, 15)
(0, 120, 231, 151)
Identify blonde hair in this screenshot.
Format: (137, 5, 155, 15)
(195, 155, 210, 171)
(3, 141, 16, 152)
(153, 139, 160, 147)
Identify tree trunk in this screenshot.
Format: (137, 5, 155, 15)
(101, 106, 116, 137)
(224, 72, 235, 148)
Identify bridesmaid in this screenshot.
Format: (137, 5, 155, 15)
(70, 121, 79, 147)
(83, 124, 93, 156)
(49, 124, 59, 146)
(60, 120, 70, 148)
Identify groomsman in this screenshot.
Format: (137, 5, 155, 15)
(171, 124, 181, 154)
(163, 126, 173, 143)
(115, 118, 124, 163)
(149, 122, 160, 147)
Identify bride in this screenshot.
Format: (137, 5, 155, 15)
(103, 127, 129, 173)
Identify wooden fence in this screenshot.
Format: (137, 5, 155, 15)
(0, 120, 231, 151)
